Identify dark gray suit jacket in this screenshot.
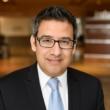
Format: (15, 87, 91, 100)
(0, 63, 105, 110)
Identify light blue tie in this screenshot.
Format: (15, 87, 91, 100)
(48, 78, 64, 110)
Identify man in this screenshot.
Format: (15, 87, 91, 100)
(0, 6, 105, 110)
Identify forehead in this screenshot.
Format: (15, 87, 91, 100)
(37, 20, 74, 38)
(38, 19, 73, 28)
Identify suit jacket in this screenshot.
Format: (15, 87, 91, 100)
(0, 63, 105, 110)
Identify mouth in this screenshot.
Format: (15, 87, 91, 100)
(47, 58, 62, 65)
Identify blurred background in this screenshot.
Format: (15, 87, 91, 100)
(0, 0, 110, 109)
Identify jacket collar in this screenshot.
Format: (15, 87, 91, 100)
(25, 64, 81, 110)
(67, 68, 81, 110)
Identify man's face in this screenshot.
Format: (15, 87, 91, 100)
(30, 20, 75, 77)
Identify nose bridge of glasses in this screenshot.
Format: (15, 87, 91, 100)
(53, 40, 61, 48)
(51, 40, 62, 56)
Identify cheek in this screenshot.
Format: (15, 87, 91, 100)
(64, 51, 73, 62)
(66, 50, 73, 57)
(36, 47, 47, 58)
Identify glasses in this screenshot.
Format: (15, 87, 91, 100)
(36, 36, 76, 49)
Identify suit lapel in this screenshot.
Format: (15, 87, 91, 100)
(24, 63, 46, 110)
(67, 68, 81, 110)
(25, 64, 81, 110)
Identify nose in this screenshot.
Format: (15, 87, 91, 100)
(50, 42, 61, 56)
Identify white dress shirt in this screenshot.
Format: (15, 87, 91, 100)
(37, 64, 68, 110)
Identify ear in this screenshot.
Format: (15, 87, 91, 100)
(72, 44, 76, 54)
(30, 35, 36, 52)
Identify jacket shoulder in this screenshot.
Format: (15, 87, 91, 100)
(67, 67, 101, 84)
(0, 63, 36, 85)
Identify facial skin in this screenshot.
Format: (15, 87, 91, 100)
(30, 20, 76, 77)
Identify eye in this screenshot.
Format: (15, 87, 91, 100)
(41, 38, 53, 43)
(60, 40, 70, 45)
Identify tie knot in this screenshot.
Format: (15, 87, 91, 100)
(47, 78, 59, 91)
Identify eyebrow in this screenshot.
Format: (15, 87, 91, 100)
(39, 35, 73, 40)
(38, 35, 53, 39)
(60, 37, 73, 40)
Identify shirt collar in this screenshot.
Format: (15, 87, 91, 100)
(37, 64, 67, 89)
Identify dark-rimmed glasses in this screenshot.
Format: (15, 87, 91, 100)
(36, 36, 76, 49)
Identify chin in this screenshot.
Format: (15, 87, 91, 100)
(47, 68, 65, 76)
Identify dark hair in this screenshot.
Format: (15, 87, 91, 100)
(32, 6, 77, 40)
